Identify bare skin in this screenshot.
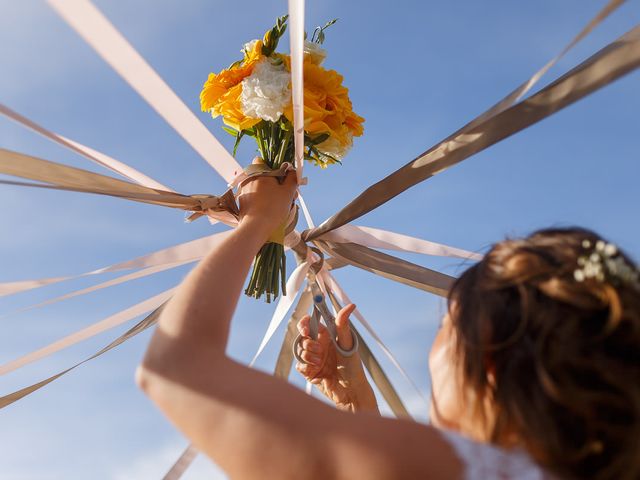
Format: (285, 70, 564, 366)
(298, 307, 490, 440)
(295, 308, 379, 413)
(136, 160, 463, 479)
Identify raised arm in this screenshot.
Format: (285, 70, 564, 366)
(135, 166, 463, 479)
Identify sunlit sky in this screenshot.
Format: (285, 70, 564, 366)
(1, 1, 638, 478)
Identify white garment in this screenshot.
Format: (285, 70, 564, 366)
(439, 429, 555, 479)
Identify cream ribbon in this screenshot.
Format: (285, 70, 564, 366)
(0, 288, 175, 376)
(305, 12, 640, 241)
(288, 0, 306, 185)
(463, 0, 625, 130)
(46, 0, 243, 184)
(316, 240, 455, 297)
(3, 1, 632, 478)
(0, 232, 230, 297)
(249, 257, 313, 365)
(0, 303, 166, 409)
(322, 225, 482, 261)
(0, 103, 171, 191)
(320, 270, 429, 406)
(1, 261, 195, 320)
(323, 290, 412, 418)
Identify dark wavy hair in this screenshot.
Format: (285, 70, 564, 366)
(448, 227, 640, 480)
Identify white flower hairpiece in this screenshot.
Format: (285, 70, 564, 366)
(574, 239, 640, 291)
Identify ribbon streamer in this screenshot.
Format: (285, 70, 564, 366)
(463, 0, 625, 131)
(288, 0, 306, 184)
(317, 241, 455, 297)
(323, 291, 412, 419)
(353, 326, 412, 419)
(320, 270, 428, 406)
(1, 260, 195, 320)
(162, 445, 199, 480)
(3, 2, 634, 479)
(0, 232, 228, 298)
(46, 0, 242, 183)
(305, 24, 640, 241)
(0, 103, 171, 191)
(0, 303, 166, 409)
(249, 260, 312, 365)
(0, 149, 240, 224)
(0, 288, 174, 376)
(274, 289, 314, 379)
(322, 225, 482, 261)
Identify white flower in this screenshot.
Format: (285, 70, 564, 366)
(304, 40, 327, 65)
(317, 134, 352, 161)
(240, 58, 291, 123)
(242, 39, 260, 55)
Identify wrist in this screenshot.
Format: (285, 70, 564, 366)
(237, 215, 275, 243)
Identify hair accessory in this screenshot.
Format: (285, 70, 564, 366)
(574, 239, 640, 291)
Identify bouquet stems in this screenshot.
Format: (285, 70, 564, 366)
(244, 120, 294, 303)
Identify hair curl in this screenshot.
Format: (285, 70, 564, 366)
(448, 227, 640, 480)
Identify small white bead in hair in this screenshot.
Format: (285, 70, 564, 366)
(574, 239, 640, 291)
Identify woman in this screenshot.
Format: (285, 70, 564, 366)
(137, 169, 639, 479)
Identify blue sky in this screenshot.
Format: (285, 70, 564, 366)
(1, 1, 638, 478)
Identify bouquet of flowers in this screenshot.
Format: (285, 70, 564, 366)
(200, 15, 364, 302)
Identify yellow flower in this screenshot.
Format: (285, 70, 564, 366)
(200, 40, 265, 129)
(215, 84, 261, 131)
(283, 55, 364, 148)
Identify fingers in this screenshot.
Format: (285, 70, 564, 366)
(335, 303, 356, 350)
(299, 348, 323, 366)
(297, 315, 311, 337)
(294, 335, 324, 366)
(297, 315, 329, 339)
(295, 362, 322, 383)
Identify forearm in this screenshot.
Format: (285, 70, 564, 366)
(142, 218, 272, 370)
(336, 384, 379, 414)
(351, 380, 379, 414)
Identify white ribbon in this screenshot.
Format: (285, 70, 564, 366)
(464, 0, 625, 131)
(0, 231, 230, 297)
(162, 445, 199, 480)
(298, 194, 315, 229)
(0, 288, 175, 376)
(1, 260, 196, 320)
(288, 0, 306, 185)
(322, 225, 482, 261)
(47, 0, 242, 184)
(320, 270, 429, 407)
(249, 258, 312, 365)
(0, 103, 171, 191)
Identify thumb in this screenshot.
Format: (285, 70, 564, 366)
(335, 303, 356, 350)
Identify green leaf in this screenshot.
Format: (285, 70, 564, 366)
(222, 126, 238, 137)
(323, 18, 338, 30)
(311, 26, 320, 43)
(305, 133, 330, 146)
(233, 131, 246, 157)
(277, 14, 288, 26)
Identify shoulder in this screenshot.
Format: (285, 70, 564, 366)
(437, 429, 556, 480)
